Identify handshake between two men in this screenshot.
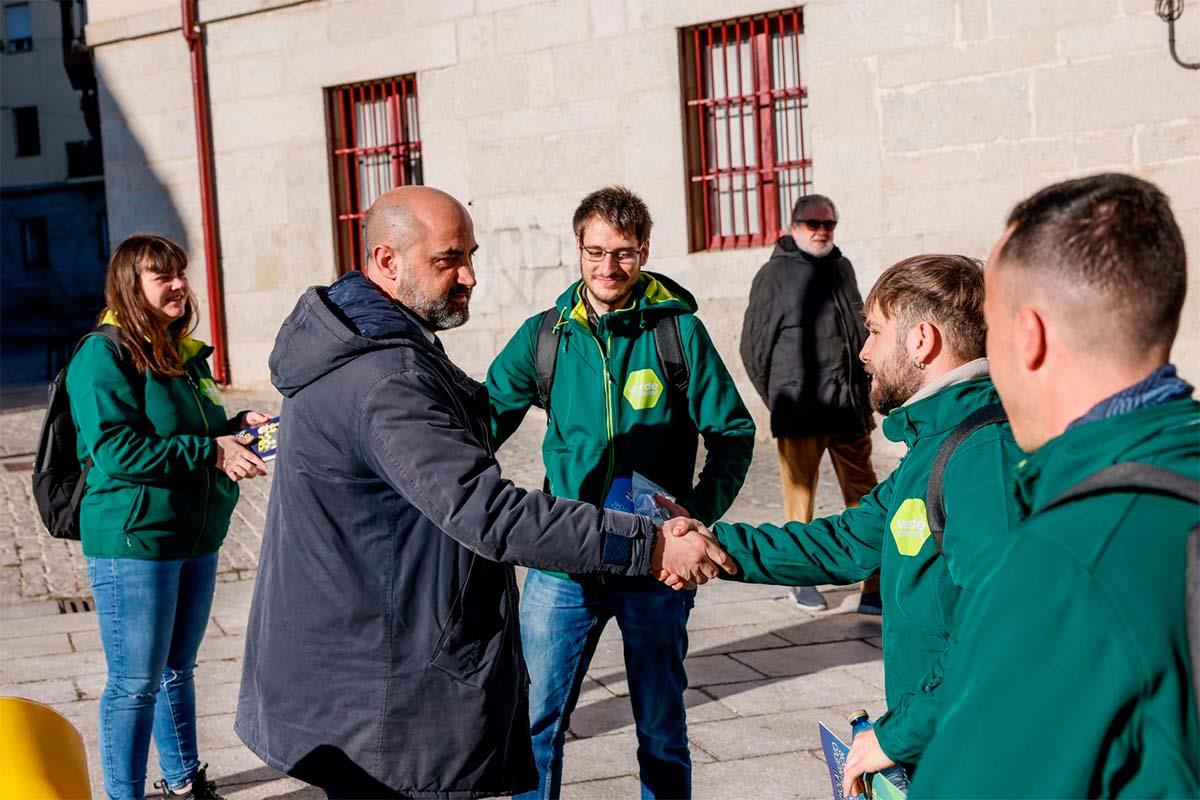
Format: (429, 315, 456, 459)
(649, 495, 736, 590)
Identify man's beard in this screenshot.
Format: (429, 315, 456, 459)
(868, 343, 924, 415)
(797, 239, 834, 258)
(396, 275, 471, 331)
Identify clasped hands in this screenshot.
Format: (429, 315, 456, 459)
(647, 495, 738, 590)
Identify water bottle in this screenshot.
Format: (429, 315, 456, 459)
(846, 710, 910, 794)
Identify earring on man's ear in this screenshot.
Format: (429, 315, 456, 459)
(914, 360, 926, 370)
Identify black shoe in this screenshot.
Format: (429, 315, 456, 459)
(858, 591, 883, 616)
(155, 764, 224, 799)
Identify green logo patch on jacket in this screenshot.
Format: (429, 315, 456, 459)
(623, 369, 664, 410)
(890, 498, 931, 556)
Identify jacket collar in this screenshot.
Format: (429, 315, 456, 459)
(555, 271, 696, 331)
(1013, 397, 1199, 517)
(881, 375, 1000, 447)
(99, 308, 208, 363)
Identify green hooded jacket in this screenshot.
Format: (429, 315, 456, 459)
(713, 375, 1023, 766)
(486, 272, 755, 577)
(912, 397, 1200, 798)
(66, 314, 240, 560)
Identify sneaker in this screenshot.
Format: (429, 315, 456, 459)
(858, 591, 883, 616)
(790, 585, 827, 611)
(154, 764, 224, 799)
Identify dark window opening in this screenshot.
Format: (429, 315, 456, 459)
(680, 9, 811, 252)
(20, 217, 49, 269)
(326, 74, 423, 274)
(14, 106, 40, 157)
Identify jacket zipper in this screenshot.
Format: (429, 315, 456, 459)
(584, 324, 616, 585)
(185, 366, 211, 557)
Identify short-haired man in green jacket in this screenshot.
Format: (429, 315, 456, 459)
(668, 254, 1025, 789)
(911, 175, 1199, 797)
(486, 186, 755, 799)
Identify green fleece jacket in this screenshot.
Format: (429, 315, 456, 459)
(486, 272, 755, 572)
(66, 317, 240, 560)
(912, 398, 1200, 798)
(713, 376, 1023, 765)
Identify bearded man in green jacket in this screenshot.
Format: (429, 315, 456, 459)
(911, 175, 1199, 797)
(669, 253, 1024, 788)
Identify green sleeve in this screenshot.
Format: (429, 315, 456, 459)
(674, 316, 756, 525)
(484, 315, 540, 448)
(910, 541, 1148, 798)
(66, 337, 215, 482)
(711, 472, 893, 585)
(874, 647, 947, 764)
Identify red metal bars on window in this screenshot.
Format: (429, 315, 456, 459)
(681, 10, 810, 252)
(327, 75, 423, 273)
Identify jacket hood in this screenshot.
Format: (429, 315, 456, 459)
(99, 308, 210, 363)
(1013, 397, 1199, 516)
(269, 271, 428, 397)
(881, 375, 1000, 447)
(770, 235, 843, 263)
(552, 271, 696, 330)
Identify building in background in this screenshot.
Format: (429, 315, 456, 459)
(82, 0, 1200, 438)
(2, 0, 107, 398)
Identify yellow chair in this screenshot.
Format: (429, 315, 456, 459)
(0, 696, 91, 799)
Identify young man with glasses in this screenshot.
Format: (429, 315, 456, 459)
(740, 194, 881, 613)
(486, 186, 755, 800)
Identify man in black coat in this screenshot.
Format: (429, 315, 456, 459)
(738, 194, 879, 613)
(235, 187, 734, 799)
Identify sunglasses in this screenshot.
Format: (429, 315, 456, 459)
(798, 219, 837, 232)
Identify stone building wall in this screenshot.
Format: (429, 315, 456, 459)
(87, 0, 1200, 438)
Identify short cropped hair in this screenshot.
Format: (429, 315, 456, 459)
(866, 254, 987, 361)
(573, 186, 653, 244)
(998, 173, 1186, 352)
(791, 194, 838, 223)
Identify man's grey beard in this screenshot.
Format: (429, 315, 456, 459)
(797, 239, 835, 258)
(869, 343, 924, 415)
(395, 275, 471, 331)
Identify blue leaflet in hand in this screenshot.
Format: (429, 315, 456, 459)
(233, 416, 280, 461)
(603, 476, 635, 513)
(819, 722, 852, 800)
(632, 471, 675, 524)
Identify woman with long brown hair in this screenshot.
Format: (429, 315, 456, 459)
(67, 234, 269, 799)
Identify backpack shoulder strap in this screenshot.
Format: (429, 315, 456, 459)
(1038, 461, 1200, 512)
(652, 315, 689, 398)
(533, 308, 561, 411)
(926, 402, 1007, 554)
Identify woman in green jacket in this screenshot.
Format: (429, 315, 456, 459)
(67, 234, 269, 800)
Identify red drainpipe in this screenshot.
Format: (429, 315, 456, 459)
(181, 0, 229, 384)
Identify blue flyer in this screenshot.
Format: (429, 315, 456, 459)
(233, 416, 280, 461)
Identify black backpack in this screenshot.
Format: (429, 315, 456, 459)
(925, 402, 1009, 554)
(32, 325, 132, 540)
(1034, 461, 1200, 732)
(532, 307, 689, 411)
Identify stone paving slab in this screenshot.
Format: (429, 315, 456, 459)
(0, 396, 899, 798)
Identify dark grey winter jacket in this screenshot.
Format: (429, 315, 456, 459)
(739, 237, 873, 438)
(235, 272, 657, 798)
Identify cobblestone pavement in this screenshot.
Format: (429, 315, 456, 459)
(0, 391, 898, 799)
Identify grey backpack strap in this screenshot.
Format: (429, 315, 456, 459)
(1036, 461, 1200, 744)
(533, 308, 561, 410)
(652, 316, 689, 398)
(926, 402, 1007, 554)
(1038, 462, 1200, 511)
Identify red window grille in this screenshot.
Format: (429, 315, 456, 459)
(327, 75, 423, 273)
(681, 10, 811, 252)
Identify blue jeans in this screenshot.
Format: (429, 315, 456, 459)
(87, 553, 218, 799)
(517, 570, 694, 800)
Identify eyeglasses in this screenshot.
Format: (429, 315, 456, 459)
(579, 244, 642, 265)
(798, 219, 837, 232)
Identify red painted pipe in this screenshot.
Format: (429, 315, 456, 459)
(181, 0, 229, 383)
